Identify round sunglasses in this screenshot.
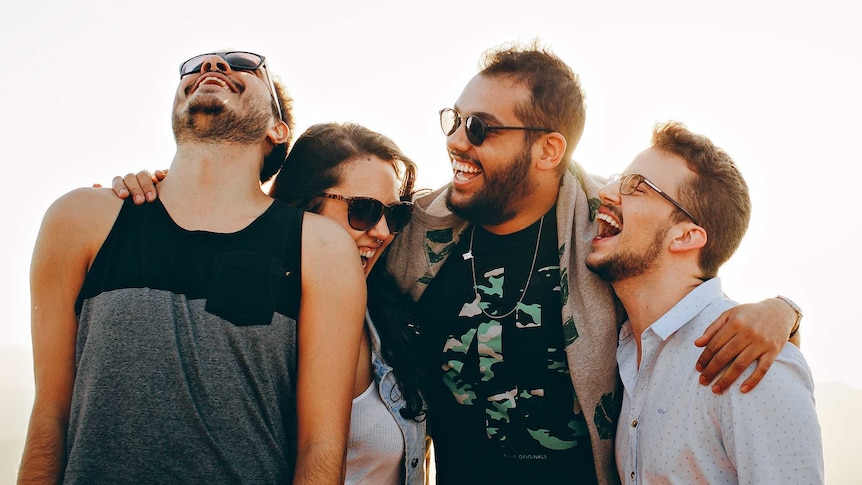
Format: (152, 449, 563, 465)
(439, 108, 553, 146)
(319, 193, 413, 233)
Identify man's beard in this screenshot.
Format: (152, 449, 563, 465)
(586, 225, 669, 283)
(172, 96, 270, 145)
(445, 141, 533, 226)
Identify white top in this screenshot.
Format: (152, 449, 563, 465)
(345, 315, 408, 485)
(615, 278, 824, 484)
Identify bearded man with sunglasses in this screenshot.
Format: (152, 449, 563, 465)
(18, 51, 366, 484)
(586, 122, 822, 483)
(385, 42, 802, 484)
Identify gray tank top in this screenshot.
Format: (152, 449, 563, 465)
(66, 198, 302, 483)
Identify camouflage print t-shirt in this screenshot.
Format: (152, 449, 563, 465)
(419, 207, 597, 484)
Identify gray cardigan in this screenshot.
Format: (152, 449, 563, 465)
(386, 162, 624, 485)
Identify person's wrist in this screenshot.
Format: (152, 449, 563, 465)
(775, 295, 802, 338)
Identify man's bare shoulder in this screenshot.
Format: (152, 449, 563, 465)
(299, 212, 360, 264)
(300, 211, 351, 241)
(40, 187, 125, 244)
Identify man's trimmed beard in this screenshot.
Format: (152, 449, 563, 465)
(445, 141, 533, 226)
(173, 94, 271, 145)
(586, 225, 669, 283)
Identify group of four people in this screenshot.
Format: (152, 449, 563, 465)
(19, 41, 822, 484)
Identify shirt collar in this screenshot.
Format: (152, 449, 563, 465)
(647, 277, 725, 341)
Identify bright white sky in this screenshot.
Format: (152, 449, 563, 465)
(2, 0, 859, 417)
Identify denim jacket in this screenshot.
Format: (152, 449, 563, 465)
(367, 311, 427, 485)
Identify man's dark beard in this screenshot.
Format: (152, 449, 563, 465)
(586, 225, 669, 283)
(172, 96, 270, 145)
(445, 141, 532, 226)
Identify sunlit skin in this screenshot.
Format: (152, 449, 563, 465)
(317, 155, 402, 276)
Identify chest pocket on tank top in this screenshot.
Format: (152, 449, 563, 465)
(206, 252, 289, 326)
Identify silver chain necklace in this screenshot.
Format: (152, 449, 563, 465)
(463, 216, 544, 320)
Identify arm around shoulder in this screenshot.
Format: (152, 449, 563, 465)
(695, 296, 801, 394)
(18, 188, 122, 484)
(293, 213, 366, 484)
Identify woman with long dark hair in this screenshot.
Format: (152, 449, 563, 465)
(270, 122, 427, 485)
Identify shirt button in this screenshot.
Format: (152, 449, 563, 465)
(411, 458, 419, 468)
(631, 471, 636, 479)
(631, 419, 638, 427)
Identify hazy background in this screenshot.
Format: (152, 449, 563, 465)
(2, 0, 859, 483)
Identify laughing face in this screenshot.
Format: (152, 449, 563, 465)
(586, 148, 693, 284)
(172, 54, 275, 145)
(316, 155, 402, 276)
(444, 75, 539, 227)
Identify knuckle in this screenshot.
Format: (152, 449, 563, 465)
(729, 359, 749, 373)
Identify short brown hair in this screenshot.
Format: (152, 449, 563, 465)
(652, 121, 751, 278)
(479, 40, 586, 173)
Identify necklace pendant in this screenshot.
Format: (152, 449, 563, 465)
(468, 216, 545, 321)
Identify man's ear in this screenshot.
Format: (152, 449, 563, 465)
(267, 120, 290, 145)
(535, 132, 567, 172)
(669, 224, 707, 253)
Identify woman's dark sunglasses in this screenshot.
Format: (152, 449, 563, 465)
(320, 193, 413, 233)
(179, 51, 282, 121)
(439, 108, 553, 146)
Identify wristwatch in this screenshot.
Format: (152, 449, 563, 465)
(775, 295, 802, 338)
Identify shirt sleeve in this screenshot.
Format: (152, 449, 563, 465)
(719, 344, 824, 484)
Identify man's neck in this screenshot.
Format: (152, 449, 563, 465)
(156, 141, 273, 232)
(613, 267, 703, 365)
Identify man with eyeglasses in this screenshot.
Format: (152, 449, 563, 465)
(385, 42, 802, 484)
(585, 121, 823, 483)
(18, 51, 366, 484)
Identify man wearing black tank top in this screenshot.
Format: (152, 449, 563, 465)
(386, 42, 802, 484)
(19, 51, 366, 484)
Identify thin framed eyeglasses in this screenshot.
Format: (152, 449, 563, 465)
(439, 108, 552, 146)
(319, 193, 414, 233)
(608, 173, 700, 226)
(179, 51, 283, 122)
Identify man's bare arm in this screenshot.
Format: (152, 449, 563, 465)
(19, 189, 119, 483)
(293, 213, 366, 484)
(694, 297, 798, 394)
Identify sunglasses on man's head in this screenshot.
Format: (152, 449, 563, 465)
(319, 193, 413, 233)
(179, 51, 282, 121)
(439, 108, 553, 146)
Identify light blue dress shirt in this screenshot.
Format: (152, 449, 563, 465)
(615, 278, 823, 484)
